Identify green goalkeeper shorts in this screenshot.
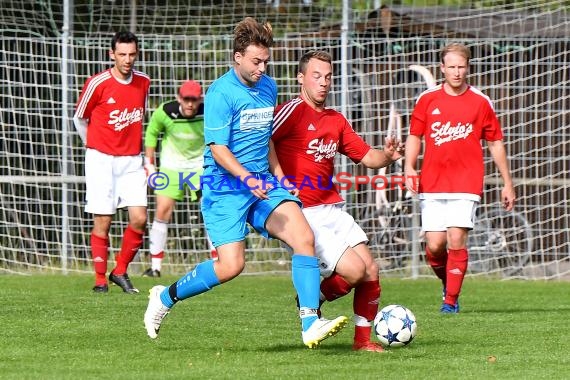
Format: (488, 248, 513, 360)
(155, 167, 203, 202)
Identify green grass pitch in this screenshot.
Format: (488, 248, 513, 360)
(0, 275, 568, 379)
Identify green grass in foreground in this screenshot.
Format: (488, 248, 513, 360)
(0, 275, 568, 380)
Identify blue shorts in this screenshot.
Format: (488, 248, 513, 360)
(200, 173, 301, 247)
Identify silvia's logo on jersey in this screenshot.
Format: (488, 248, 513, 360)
(108, 107, 144, 131)
(107, 97, 116, 104)
(306, 138, 338, 162)
(431, 107, 441, 115)
(430, 121, 473, 146)
(307, 124, 316, 131)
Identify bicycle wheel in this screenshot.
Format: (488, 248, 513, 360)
(361, 205, 408, 271)
(470, 209, 533, 277)
(467, 214, 494, 274)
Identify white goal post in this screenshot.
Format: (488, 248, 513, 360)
(1, 1, 569, 279)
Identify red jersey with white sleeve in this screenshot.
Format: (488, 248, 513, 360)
(272, 97, 371, 207)
(409, 84, 503, 198)
(75, 69, 150, 156)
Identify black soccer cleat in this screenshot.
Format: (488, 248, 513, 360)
(142, 268, 161, 278)
(109, 272, 140, 294)
(92, 284, 109, 293)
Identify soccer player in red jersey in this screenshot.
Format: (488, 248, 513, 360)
(272, 50, 403, 352)
(404, 43, 516, 313)
(73, 31, 151, 294)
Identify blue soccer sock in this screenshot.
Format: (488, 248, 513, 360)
(291, 254, 320, 331)
(160, 260, 220, 308)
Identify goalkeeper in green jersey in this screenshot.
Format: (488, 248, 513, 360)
(143, 80, 216, 277)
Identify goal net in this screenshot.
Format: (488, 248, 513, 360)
(1, 0, 569, 279)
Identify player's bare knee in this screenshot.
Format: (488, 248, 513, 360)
(156, 204, 174, 221)
(446, 228, 468, 246)
(344, 272, 365, 287)
(426, 242, 446, 256)
(215, 259, 245, 282)
(366, 260, 379, 278)
(301, 231, 315, 251)
(447, 241, 467, 250)
(92, 218, 111, 237)
(337, 258, 366, 286)
(291, 229, 314, 253)
(129, 217, 147, 231)
(91, 227, 110, 239)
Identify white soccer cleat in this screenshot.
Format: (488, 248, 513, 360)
(301, 316, 349, 349)
(144, 285, 170, 339)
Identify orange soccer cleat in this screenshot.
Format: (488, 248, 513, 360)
(352, 340, 385, 352)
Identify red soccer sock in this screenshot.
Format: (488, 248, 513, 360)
(91, 232, 109, 285)
(150, 251, 164, 271)
(445, 248, 468, 305)
(354, 325, 373, 343)
(353, 280, 381, 343)
(320, 272, 353, 302)
(426, 246, 447, 287)
(150, 251, 164, 260)
(113, 226, 144, 275)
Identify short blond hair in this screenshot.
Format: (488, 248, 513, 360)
(440, 43, 471, 65)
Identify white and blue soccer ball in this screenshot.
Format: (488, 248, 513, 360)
(374, 304, 417, 347)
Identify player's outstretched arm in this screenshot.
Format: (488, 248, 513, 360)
(360, 136, 403, 169)
(384, 135, 405, 160)
(487, 139, 516, 211)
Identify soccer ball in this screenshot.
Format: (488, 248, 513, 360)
(374, 304, 417, 347)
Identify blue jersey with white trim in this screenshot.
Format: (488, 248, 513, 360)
(203, 69, 277, 175)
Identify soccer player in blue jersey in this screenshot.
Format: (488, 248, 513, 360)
(144, 17, 348, 348)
